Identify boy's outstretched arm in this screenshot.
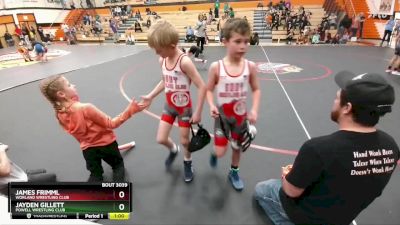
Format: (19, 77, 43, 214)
(181, 56, 206, 124)
(140, 79, 165, 108)
(206, 62, 219, 118)
(248, 61, 260, 124)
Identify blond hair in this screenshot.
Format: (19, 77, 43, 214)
(222, 18, 251, 40)
(39, 75, 65, 111)
(147, 20, 179, 48)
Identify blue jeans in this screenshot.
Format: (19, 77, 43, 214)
(254, 179, 294, 225)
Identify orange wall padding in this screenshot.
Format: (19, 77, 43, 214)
(17, 14, 36, 22)
(0, 15, 14, 24)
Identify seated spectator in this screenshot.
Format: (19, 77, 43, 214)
(153, 12, 161, 20)
(32, 40, 48, 61)
(17, 41, 33, 62)
(303, 26, 311, 36)
(223, 2, 229, 17)
(29, 26, 36, 41)
(287, 29, 294, 45)
(265, 13, 272, 29)
(134, 21, 143, 32)
(37, 26, 48, 43)
(325, 32, 332, 44)
(126, 30, 135, 45)
(296, 33, 307, 45)
(146, 16, 151, 28)
(93, 20, 103, 35)
(332, 33, 340, 44)
(135, 10, 142, 20)
(250, 32, 259, 45)
(329, 13, 337, 29)
(182, 46, 207, 63)
(311, 32, 320, 44)
(339, 14, 352, 35)
(83, 14, 90, 25)
(14, 25, 23, 40)
(0, 143, 57, 196)
(4, 31, 14, 47)
(146, 8, 151, 15)
(229, 7, 235, 18)
(317, 24, 325, 41)
(186, 26, 195, 42)
(340, 32, 350, 44)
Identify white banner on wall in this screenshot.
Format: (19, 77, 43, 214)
(4, 0, 61, 8)
(2, 0, 103, 8)
(368, 0, 396, 15)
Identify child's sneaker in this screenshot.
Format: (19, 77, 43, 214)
(209, 154, 217, 168)
(183, 160, 194, 183)
(385, 69, 392, 73)
(165, 144, 179, 168)
(228, 168, 244, 191)
(118, 141, 135, 151)
(203, 59, 207, 64)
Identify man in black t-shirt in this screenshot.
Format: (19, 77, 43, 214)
(254, 71, 399, 225)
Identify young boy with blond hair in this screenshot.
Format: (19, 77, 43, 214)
(141, 20, 207, 182)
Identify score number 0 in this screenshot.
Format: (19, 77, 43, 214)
(118, 191, 126, 211)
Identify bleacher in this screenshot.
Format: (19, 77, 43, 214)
(104, 0, 209, 7)
(270, 5, 337, 43)
(72, 3, 335, 44)
(75, 8, 254, 43)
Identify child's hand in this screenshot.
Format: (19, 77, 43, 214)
(210, 105, 219, 118)
(139, 95, 152, 109)
(190, 111, 201, 124)
(248, 110, 258, 124)
(130, 98, 144, 112)
(132, 99, 147, 112)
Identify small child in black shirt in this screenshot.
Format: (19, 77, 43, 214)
(182, 46, 207, 63)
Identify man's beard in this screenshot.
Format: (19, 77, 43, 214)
(331, 109, 339, 123)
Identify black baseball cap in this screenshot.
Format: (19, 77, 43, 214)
(335, 71, 395, 111)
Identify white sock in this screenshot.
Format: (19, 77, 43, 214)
(170, 143, 178, 153)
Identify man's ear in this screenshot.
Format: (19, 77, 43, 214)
(343, 102, 353, 115)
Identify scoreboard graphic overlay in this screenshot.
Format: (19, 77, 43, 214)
(8, 182, 132, 220)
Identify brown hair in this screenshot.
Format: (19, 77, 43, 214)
(39, 75, 65, 111)
(222, 18, 251, 40)
(340, 90, 380, 127)
(147, 20, 179, 49)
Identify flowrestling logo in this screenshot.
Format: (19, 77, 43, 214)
(0, 49, 70, 70)
(256, 62, 303, 74)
